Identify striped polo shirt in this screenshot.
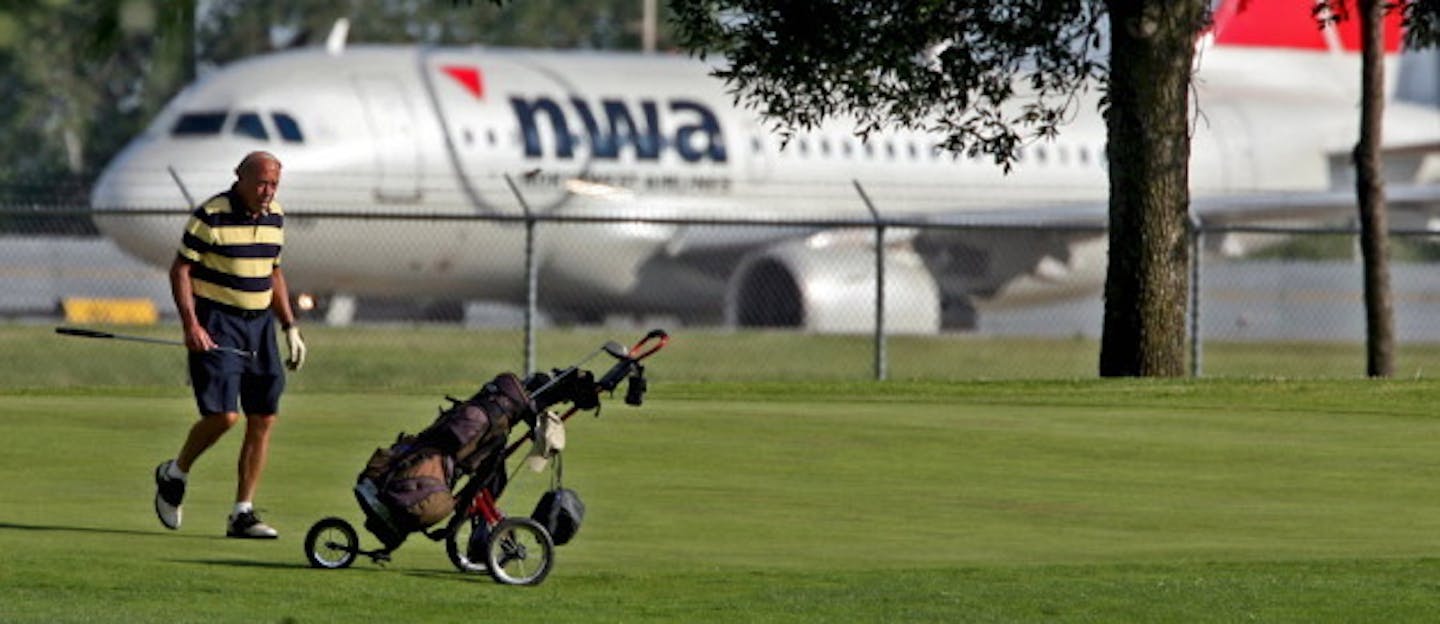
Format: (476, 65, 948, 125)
(177, 189, 285, 312)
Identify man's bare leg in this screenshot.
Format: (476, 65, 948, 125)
(236, 413, 275, 504)
(155, 412, 237, 530)
(177, 412, 240, 472)
(225, 413, 278, 538)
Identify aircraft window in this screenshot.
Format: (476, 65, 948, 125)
(885, 142, 895, 159)
(751, 136, 763, 154)
(233, 112, 268, 140)
(907, 143, 918, 160)
(797, 138, 809, 156)
(864, 142, 874, 157)
(1078, 146, 1090, 165)
(819, 138, 831, 157)
(486, 129, 497, 146)
(842, 140, 853, 158)
(272, 112, 304, 142)
(172, 112, 227, 136)
(1035, 146, 1048, 164)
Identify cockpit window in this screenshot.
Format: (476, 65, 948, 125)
(233, 112, 268, 140)
(170, 110, 304, 143)
(272, 113, 304, 142)
(172, 112, 227, 136)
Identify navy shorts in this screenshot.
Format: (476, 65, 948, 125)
(187, 300, 286, 417)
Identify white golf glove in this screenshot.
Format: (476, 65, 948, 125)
(283, 326, 306, 371)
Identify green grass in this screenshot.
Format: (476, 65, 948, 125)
(13, 323, 1440, 388)
(6, 326, 1440, 621)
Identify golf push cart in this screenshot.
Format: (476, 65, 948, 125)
(302, 330, 669, 586)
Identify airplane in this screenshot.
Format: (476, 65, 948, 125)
(90, 0, 1440, 333)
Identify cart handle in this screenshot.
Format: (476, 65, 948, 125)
(628, 329, 670, 362)
(503, 329, 670, 460)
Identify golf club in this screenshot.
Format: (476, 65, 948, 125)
(55, 326, 256, 358)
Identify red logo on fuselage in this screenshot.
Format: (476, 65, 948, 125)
(442, 66, 484, 99)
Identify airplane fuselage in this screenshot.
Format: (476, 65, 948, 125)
(90, 41, 1440, 331)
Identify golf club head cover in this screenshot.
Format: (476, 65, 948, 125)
(570, 370, 599, 410)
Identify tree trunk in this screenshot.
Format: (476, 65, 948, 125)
(179, 0, 197, 84)
(1356, 0, 1395, 377)
(1099, 1, 1208, 377)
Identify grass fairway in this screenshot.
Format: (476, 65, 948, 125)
(6, 325, 1440, 621)
(4, 365, 1440, 621)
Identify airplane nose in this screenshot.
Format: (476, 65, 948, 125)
(90, 139, 195, 268)
(91, 139, 186, 210)
(90, 149, 130, 211)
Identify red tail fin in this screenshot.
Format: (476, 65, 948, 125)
(1212, 0, 1403, 53)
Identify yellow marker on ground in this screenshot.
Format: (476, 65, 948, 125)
(61, 298, 159, 325)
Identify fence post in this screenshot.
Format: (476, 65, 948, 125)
(504, 174, 538, 376)
(853, 180, 887, 381)
(1188, 213, 1203, 377)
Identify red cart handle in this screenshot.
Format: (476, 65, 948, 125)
(629, 329, 669, 361)
(502, 329, 670, 460)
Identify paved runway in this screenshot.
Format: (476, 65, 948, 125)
(1, 236, 172, 319)
(6, 236, 1439, 343)
(981, 260, 1440, 343)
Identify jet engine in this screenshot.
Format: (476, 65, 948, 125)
(723, 229, 941, 334)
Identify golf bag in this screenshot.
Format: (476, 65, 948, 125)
(355, 373, 536, 548)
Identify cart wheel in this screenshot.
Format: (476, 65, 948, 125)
(304, 517, 359, 569)
(484, 517, 555, 586)
(445, 515, 489, 574)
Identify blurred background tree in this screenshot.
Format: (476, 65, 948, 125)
(0, 0, 676, 200)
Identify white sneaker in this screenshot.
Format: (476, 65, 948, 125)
(226, 510, 278, 539)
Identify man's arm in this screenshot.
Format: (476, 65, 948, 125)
(270, 266, 297, 329)
(169, 256, 215, 352)
(272, 266, 306, 370)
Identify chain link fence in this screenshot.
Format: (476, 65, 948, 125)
(5, 197, 1440, 382)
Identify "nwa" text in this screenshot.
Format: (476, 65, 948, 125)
(510, 97, 727, 163)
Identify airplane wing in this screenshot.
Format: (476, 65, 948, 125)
(1190, 183, 1440, 229)
(879, 181, 1440, 235)
(641, 182, 1440, 331)
(910, 183, 1440, 229)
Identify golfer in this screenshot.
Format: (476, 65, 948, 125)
(154, 151, 306, 539)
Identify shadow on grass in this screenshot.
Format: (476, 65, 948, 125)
(0, 520, 211, 540)
(178, 558, 312, 571)
(1, 519, 514, 585)
(177, 557, 487, 585)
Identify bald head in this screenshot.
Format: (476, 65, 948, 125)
(233, 151, 282, 214)
(236, 151, 282, 177)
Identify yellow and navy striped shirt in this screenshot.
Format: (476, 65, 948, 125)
(177, 190, 284, 311)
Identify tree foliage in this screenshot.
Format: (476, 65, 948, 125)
(1317, 0, 1440, 49)
(199, 0, 675, 64)
(671, 1, 1211, 376)
(1399, 0, 1440, 48)
(0, 1, 189, 197)
(671, 1, 1108, 169)
(0, 0, 676, 194)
